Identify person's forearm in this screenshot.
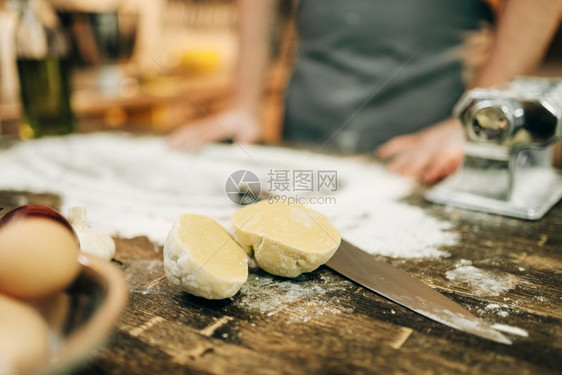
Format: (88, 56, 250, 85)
(472, 0, 562, 88)
(232, 0, 277, 115)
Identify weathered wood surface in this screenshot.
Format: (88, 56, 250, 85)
(1, 189, 560, 375)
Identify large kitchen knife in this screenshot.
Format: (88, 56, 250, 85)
(326, 239, 511, 344)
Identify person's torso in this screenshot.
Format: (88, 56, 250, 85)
(284, 0, 493, 152)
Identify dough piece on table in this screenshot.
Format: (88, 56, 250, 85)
(232, 201, 341, 277)
(164, 214, 248, 300)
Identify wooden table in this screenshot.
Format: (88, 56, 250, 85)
(0, 184, 560, 374)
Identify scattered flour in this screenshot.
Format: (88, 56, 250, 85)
(484, 303, 509, 317)
(0, 133, 457, 259)
(456, 259, 473, 267)
(445, 260, 516, 296)
(492, 324, 529, 337)
(123, 259, 166, 295)
(234, 273, 342, 323)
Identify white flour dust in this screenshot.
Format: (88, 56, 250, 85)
(484, 303, 510, 317)
(0, 133, 457, 258)
(446, 260, 516, 296)
(235, 273, 342, 323)
(492, 324, 529, 337)
(123, 259, 166, 295)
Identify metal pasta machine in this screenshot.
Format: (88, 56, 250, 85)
(426, 77, 562, 220)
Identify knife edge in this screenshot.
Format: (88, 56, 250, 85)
(326, 239, 511, 345)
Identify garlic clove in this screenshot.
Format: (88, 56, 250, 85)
(68, 206, 116, 261)
(68, 206, 87, 228)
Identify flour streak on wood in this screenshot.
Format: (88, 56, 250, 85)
(129, 316, 166, 337)
(389, 327, 413, 349)
(537, 234, 548, 246)
(143, 275, 167, 293)
(200, 316, 233, 337)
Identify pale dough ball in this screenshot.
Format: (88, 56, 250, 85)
(0, 294, 50, 375)
(232, 201, 341, 278)
(164, 214, 248, 300)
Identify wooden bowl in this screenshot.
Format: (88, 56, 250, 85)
(35, 254, 128, 374)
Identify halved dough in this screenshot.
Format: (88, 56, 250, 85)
(164, 214, 248, 299)
(232, 201, 341, 277)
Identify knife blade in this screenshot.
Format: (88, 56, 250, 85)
(326, 239, 511, 345)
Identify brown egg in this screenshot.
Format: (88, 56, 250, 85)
(0, 216, 81, 299)
(0, 294, 50, 374)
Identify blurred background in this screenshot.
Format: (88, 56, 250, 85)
(0, 0, 560, 143)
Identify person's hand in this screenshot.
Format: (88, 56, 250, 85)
(168, 109, 261, 151)
(375, 117, 465, 185)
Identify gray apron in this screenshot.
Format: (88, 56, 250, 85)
(283, 0, 493, 152)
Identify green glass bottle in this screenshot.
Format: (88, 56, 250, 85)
(15, 0, 74, 139)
